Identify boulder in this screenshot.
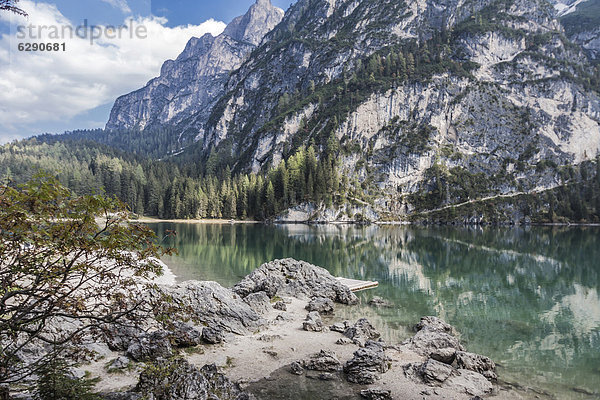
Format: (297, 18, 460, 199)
(243, 291, 272, 315)
(404, 327, 464, 364)
(415, 316, 454, 334)
(330, 321, 351, 333)
(301, 350, 342, 372)
(418, 358, 456, 384)
(170, 321, 203, 347)
(233, 259, 358, 305)
(344, 341, 389, 384)
(302, 311, 324, 332)
(445, 369, 493, 397)
(102, 325, 145, 351)
(404, 359, 493, 397)
(126, 330, 173, 362)
(272, 301, 287, 311)
(306, 297, 335, 314)
(344, 319, 381, 347)
(202, 326, 224, 344)
(360, 388, 392, 400)
(455, 351, 497, 381)
(157, 281, 265, 335)
(136, 358, 251, 400)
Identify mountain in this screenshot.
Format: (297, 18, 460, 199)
(192, 0, 600, 213)
(39, 0, 600, 222)
(105, 0, 284, 147)
(558, 0, 600, 59)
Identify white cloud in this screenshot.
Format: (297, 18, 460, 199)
(0, 1, 226, 142)
(100, 0, 132, 14)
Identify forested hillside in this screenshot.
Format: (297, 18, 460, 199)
(0, 136, 347, 220)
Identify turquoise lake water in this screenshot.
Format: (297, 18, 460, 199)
(149, 223, 600, 399)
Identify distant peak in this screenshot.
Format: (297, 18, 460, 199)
(255, 0, 272, 7)
(223, 0, 284, 46)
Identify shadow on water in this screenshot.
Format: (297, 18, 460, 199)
(150, 223, 600, 399)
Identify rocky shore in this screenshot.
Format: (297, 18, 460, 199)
(8, 259, 532, 399)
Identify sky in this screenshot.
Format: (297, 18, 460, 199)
(0, 0, 294, 144)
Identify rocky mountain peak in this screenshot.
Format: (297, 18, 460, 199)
(105, 0, 284, 135)
(223, 0, 285, 46)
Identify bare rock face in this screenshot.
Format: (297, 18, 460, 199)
(306, 297, 335, 314)
(157, 281, 265, 335)
(135, 358, 252, 400)
(344, 341, 389, 384)
(106, 0, 284, 145)
(233, 259, 358, 305)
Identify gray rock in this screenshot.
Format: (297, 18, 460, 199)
(418, 358, 457, 384)
(136, 358, 251, 399)
(108, 356, 131, 371)
(336, 337, 353, 345)
(415, 316, 454, 334)
(368, 297, 393, 308)
(306, 297, 335, 314)
(360, 388, 392, 400)
(102, 325, 145, 351)
(344, 341, 389, 384)
(330, 321, 351, 333)
(202, 326, 224, 344)
(455, 351, 497, 381)
(78, 342, 112, 361)
(272, 301, 287, 311)
(243, 291, 272, 315)
(301, 350, 342, 372)
(404, 326, 464, 364)
(344, 319, 381, 347)
(233, 259, 358, 305)
(290, 361, 304, 375)
(126, 330, 173, 362)
(445, 369, 493, 397)
(157, 280, 265, 335)
(171, 321, 204, 347)
(302, 311, 324, 332)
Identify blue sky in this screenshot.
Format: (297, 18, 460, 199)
(0, 0, 294, 143)
(153, 0, 294, 27)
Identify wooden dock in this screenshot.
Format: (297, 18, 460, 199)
(336, 277, 379, 292)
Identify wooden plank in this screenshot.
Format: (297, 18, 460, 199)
(336, 277, 379, 292)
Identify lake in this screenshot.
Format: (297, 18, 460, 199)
(149, 222, 600, 399)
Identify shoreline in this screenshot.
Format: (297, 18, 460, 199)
(130, 216, 600, 228)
